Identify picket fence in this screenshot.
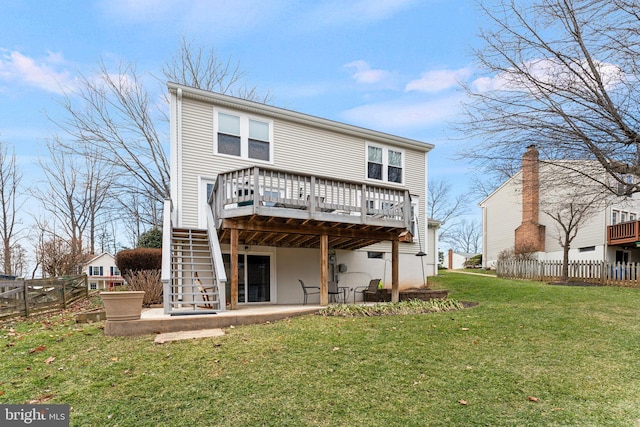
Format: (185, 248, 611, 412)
(0, 275, 88, 319)
(497, 260, 640, 287)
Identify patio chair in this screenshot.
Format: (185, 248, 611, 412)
(298, 279, 320, 305)
(353, 279, 381, 303)
(328, 281, 348, 304)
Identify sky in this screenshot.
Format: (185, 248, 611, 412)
(0, 0, 489, 251)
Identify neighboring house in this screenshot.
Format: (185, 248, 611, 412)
(82, 253, 124, 290)
(479, 145, 640, 268)
(445, 249, 479, 270)
(163, 83, 437, 313)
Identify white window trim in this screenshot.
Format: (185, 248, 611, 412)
(213, 108, 274, 164)
(365, 141, 405, 184)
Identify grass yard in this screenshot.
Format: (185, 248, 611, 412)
(2, 272, 640, 426)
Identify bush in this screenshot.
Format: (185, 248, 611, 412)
(498, 246, 537, 262)
(124, 270, 163, 306)
(116, 248, 162, 272)
(137, 228, 163, 248)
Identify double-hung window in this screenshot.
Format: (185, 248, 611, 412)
(215, 110, 273, 162)
(367, 143, 404, 184)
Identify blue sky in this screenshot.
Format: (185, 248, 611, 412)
(0, 0, 486, 226)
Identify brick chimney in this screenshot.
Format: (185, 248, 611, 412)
(514, 145, 545, 253)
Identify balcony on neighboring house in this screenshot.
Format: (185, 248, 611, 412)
(210, 166, 414, 249)
(607, 221, 640, 246)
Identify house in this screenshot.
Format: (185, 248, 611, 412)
(82, 253, 124, 290)
(162, 82, 437, 313)
(445, 249, 479, 270)
(479, 145, 640, 268)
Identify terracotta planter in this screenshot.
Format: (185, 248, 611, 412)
(100, 291, 145, 321)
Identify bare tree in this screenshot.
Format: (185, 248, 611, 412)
(34, 140, 113, 259)
(428, 179, 468, 242)
(444, 219, 482, 253)
(0, 143, 25, 275)
(463, 1, 640, 196)
(54, 37, 271, 214)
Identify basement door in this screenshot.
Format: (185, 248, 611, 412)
(222, 254, 271, 304)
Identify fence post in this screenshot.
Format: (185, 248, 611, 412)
(62, 279, 67, 309)
(22, 279, 29, 317)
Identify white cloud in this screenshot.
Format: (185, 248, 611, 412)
(405, 67, 471, 93)
(0, 50, 73, 94)
(341, 94, 465, 131)
(471, 57, 626, 93)
(345, 60, 394, 86)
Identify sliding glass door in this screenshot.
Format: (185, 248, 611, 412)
(223, 254, 271, 304)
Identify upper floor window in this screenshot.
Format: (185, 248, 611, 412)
(88, 266, 103, 276)
(215, 110, 273, 162)
(367, 143, 403, 184)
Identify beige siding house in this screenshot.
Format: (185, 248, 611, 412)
(480, 146, 640, 268)
(163, 83, 437, 313)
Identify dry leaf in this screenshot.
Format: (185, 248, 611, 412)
(459, 400, 468, 405)
(528, 396, 540, 402)
(461, 327, 469, 331)
(111, 357, 119, 362)
(44, 356, 56, 365)
(332, 347, 340, 351)
(29, 345, 47, 354)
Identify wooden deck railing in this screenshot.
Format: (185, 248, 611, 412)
(210, 166, 412, 229)
(607, 221, 640, 245)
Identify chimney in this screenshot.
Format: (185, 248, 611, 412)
(515, 145, 545, 253)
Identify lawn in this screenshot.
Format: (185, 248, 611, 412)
(2, 272, 640, 426)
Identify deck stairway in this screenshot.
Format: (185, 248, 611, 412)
(168, 228, 223, 314)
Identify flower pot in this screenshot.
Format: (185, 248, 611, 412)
(100, 291, 145, 321)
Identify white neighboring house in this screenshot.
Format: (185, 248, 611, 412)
(479, 145, 640, 268)
(82, 253, 124, 291)
(163, 83, 439, 313)
(445, 249, 479, 270)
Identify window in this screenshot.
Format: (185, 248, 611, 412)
(612, 210, 619, 225)
(366, 143, 403, 184)
(215, 110, 272, 162)
(89, 266, 103, 276)
(579, 246, 595, 252)
(89, 283, 97, 290)
(110, 266, 121, 276)
(621, 212, 627, 223)
(367, 251, 384, 259)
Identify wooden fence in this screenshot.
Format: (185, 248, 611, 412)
(0, 275, 88, 319)
(497, 260, 640, 287)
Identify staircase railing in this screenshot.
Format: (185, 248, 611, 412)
(162, 198, 173, 315)
(206, 204, 227, 311)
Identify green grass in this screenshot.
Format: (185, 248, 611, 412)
(2, 271, 640, 426)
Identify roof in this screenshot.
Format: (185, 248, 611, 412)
(83, 252, 116, 266)
(167, 82, 434, 153)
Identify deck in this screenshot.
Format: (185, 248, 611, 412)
(210, 166, 413, 250)
(608, 221, 640, 246)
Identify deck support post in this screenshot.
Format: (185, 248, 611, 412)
(230, 227, 238, 310)
(391, 238, 399, 303)
(320, 234, 329, 306)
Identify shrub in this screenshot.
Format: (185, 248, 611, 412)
(137, 227, 163, 248)
(498, 246, 537, 262)
(124, 270, 163, 306)
(116, 248, 162, 272)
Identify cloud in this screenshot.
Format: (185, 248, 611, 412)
(345, 60, 394, 86)
(308, 0, 418, 26)
(0, 50, 73, 94)
(341, 94, 465, 131)
(471, 57, 626, 93)
(405, 67, 472, 93)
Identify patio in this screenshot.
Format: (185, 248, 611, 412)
(104, 304, 324, 336)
